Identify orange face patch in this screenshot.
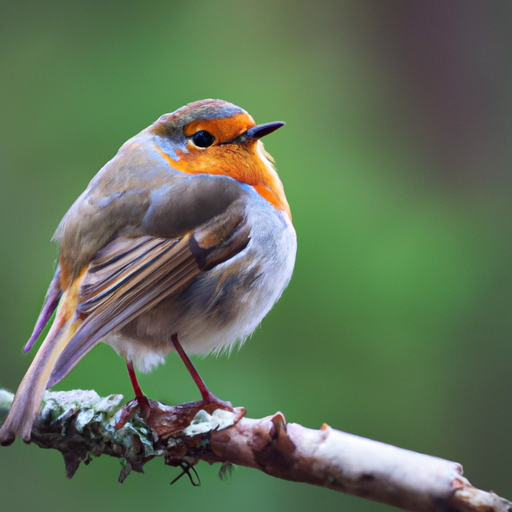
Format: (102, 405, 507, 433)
(154, 112, 291, 219)
(183, 113, 256, 143)
(183, 112, 256, 144)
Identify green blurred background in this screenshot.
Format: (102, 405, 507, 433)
(1, 1, 512, 510)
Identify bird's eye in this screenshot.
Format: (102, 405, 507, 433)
(191, 130, 215, 148)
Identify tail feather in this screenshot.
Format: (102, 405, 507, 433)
(0, 287, 81, 445)
(23, 265, 62, 353)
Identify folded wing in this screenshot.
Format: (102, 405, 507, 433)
(49, 196, 251, 386)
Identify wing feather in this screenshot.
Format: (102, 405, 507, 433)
(48, 234, 200, 386)
(48, 196, 251, 387)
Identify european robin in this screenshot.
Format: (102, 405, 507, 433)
(0, 99, 296, 445)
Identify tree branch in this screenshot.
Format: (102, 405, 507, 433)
(0, 388, 509, 512)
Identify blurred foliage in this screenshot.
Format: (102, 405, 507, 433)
(1, 1, 512, 511)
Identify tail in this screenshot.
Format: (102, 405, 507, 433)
(0, 284, 82, 445)
(23, 265, 62, 353)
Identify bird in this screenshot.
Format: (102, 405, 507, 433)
(0, 99, 296, 445)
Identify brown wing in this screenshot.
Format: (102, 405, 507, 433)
(47, 198, 250, 387)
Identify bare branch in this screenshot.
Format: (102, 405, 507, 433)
(0, 388, 509, 512)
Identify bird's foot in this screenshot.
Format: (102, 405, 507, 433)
(114, 394, 150, 430)
(140, 397, 244, 440)
(115, 393, 240, 438)
(195, 390, 233, 414)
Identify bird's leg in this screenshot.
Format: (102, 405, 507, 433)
(170, 334, 210, 400)
(126, 360, 150, 417)
(171, 333, 232, 411)
(117, 339, 237, 432)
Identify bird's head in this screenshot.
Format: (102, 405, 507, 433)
(150, 99, 290, 218)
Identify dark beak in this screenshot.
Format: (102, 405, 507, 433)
(246, 121, 285, 140)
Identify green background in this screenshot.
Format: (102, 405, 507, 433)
(1, 1, 512, 510)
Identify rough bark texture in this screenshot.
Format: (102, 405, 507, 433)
(0, 388, 510, 512)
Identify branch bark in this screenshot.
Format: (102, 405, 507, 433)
(0, 388, 509, 512)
